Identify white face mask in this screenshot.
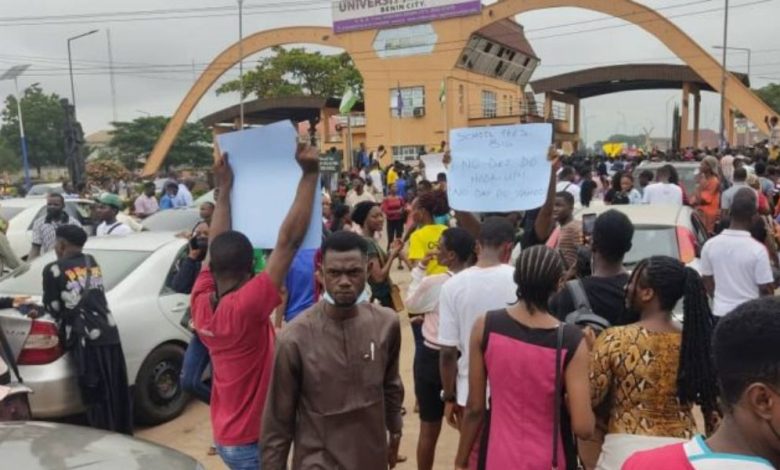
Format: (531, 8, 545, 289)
(323, 285, 370, 306)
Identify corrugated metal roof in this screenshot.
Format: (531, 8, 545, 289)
(475, 19, 538, 60)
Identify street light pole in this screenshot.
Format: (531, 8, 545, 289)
(713, 45, 751, 78)
(238, 0, 245, 130)
(718, 0, 730, 150)
(67, 29, 98, 114)
(0, 64, 32, 189)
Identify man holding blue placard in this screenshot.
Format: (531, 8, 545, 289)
(190, 142, 319, 470)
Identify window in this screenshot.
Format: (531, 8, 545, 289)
(390, 86, 425, 118)
(391, 145, 425, 162)
(482, 90, 497, 118)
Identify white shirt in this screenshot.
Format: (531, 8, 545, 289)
(437, 264, 516, 405)
(96, 221, 133, 237)
(345, 190, 376, 208)
(556, 181, 580, 205)
(642, 182, 683, 206)
(368, 169, 383, 195)
(173, 184, 193, 208)
(700, 229, 774, 317)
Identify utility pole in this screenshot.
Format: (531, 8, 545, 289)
(107, 28, 118, 122)
(238, 0, 245, 130)
(718, 0, 730, 150)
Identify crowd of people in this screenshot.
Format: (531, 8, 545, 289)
(4, 132, 780, 470)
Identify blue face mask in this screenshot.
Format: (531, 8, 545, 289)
(434, 214, 450, 226)
(323, 286, 370, 306)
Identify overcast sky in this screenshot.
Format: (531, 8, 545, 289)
(0, 0, 777, 145)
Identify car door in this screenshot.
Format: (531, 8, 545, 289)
(156, 246, 192, 333)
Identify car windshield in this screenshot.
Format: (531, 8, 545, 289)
(0, 249, 151, 296)
(0, 206, 25, 221)
(142, 209, 200, 232)
(624, 227, 678, 266)
(27, 185, 62, 197)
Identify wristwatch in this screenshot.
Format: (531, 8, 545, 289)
(440, 390, 456, 403)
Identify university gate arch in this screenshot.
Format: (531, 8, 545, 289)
(143, 0, 775, 175)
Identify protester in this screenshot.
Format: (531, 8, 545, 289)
(408, 190, 450, 275)
(199, 201, 215, 226)
(580, 167, 597, 207)
(747, 173, 772, 215)
(701, 188, 774, 318)
(29, 193, 83, 260)
(262, 231, 403, 469)
(756, 161, 774, 198)
(637, 169, 654, 196)
(548, 191, 582, 276)
(667, 164, 690, 205)
(134, 182, 159, 219)
(590, 255, 718, 468)
(330, 203, 352, 232)
(41, 225, 133, 434)
(617, 173, 642, 205)
(624, 296, 780, 469)
(550, 210, 634, 326)
(174, 179, 195, 208)
(382, 183, 406, 252)
(693, 156, 721, 233)
(190, 144, 318, 470)
(455, 245, 594, 470)
(719, 166, 749, 218)
(642, 165, 683, 206)
(368, 161, 384, 199)
(345, 177, 376, 208)
(351, 201, 402, 308)
(160, 182, 179, 210)
(357, 142, 371, 169)
(436, 173, 447, 192)
(273, 248, 317, 329)
(404, 228, 474, 470)
(95, 193, 133, 236)
(556, 166, 581, 203)
(438, 217, 517, 468)
(62, 181, 79, 199)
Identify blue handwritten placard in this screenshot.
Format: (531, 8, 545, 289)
(447, 123, 553, 212)
(217, 121, 322, 249)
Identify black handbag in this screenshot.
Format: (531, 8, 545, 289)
(564, 280, 611, 335)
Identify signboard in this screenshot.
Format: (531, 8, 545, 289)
(333, 0, 482, 34)
(320, 152, 342, 174)
(217, 121, 322, 250)
(373, 24, 438, 59)
(448, 123, 553, 212)
(420, 153, 446, 181)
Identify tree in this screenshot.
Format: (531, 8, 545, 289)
(0, 84, 66, 174)
(216, 46, 363, 99)
(108, 116, 212, 170)
(755, 82, 780, 115)
(0, 138, 21, 173)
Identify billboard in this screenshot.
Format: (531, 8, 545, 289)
(333, 0, 482, 34)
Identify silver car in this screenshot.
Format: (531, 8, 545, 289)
(0, 231, 192, 424)
(0, 421, 204, 469)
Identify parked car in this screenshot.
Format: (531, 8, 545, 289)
(25, 183, 64, 198)
(141, 208, 201, 233)
(0, 231, 192, 424)
(576, 203, 709, 272)
(0, 198, 141, 258)
(0, 421, 204, 469)
(193, 190, 214, 206)
(633, 161, 700, 198)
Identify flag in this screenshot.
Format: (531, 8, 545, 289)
(339, 87, 358, 115)
(396, 81, 403, 117)
(439, 79, 446, 106)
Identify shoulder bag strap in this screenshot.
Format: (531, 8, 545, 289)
(0, 322, 22, 383)
(566, 279, 592, 311)
(106, 222, 121, 234)
(552, 323, 564, 470)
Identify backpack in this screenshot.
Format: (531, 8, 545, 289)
(564, 279, 611, 334)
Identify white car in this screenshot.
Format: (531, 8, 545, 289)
(576, 203, 709, 272)
(0, 198, 141, 258)
(0, 231, 193, 424)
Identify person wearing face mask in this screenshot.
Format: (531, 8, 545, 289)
(624, 296, 780, 470)
(262, 230, 404, 470)
(29, 193, 83, 261)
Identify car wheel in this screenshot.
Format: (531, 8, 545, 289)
(133, 343, 188, 425)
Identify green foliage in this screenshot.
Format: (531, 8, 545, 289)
(0, 84, 65, 171)
(216, 47, 363, 99)
(755, 83, 780, 115)
(108, 116, 212, 169)
(0, 138, 21, 173)
(86, 159, 131, 185)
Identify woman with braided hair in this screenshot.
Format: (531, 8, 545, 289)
(589, 255, 719, 469)
(455, 245, 594, 470)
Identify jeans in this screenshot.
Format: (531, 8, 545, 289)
(215, 443, 260, 470)
(180, 334, 211, 404)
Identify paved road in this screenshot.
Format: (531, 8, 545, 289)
(137, 267, 461, 469)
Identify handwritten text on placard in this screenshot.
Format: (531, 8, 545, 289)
(447, 123, 553, 212)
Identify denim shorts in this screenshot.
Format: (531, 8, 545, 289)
(215, 442, 260, 470)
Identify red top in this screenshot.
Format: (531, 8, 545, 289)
(191, 269, 281, 446)
(381, 196, 405, 221)
(623, 443, 695, 470)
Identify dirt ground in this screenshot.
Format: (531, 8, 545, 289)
(137, 267, 461, 470)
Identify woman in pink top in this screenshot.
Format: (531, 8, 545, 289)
(404, 227, 475, 470)
(456, 246, 594, 470)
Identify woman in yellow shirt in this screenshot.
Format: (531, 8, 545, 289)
(408, 190, 450, 276)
